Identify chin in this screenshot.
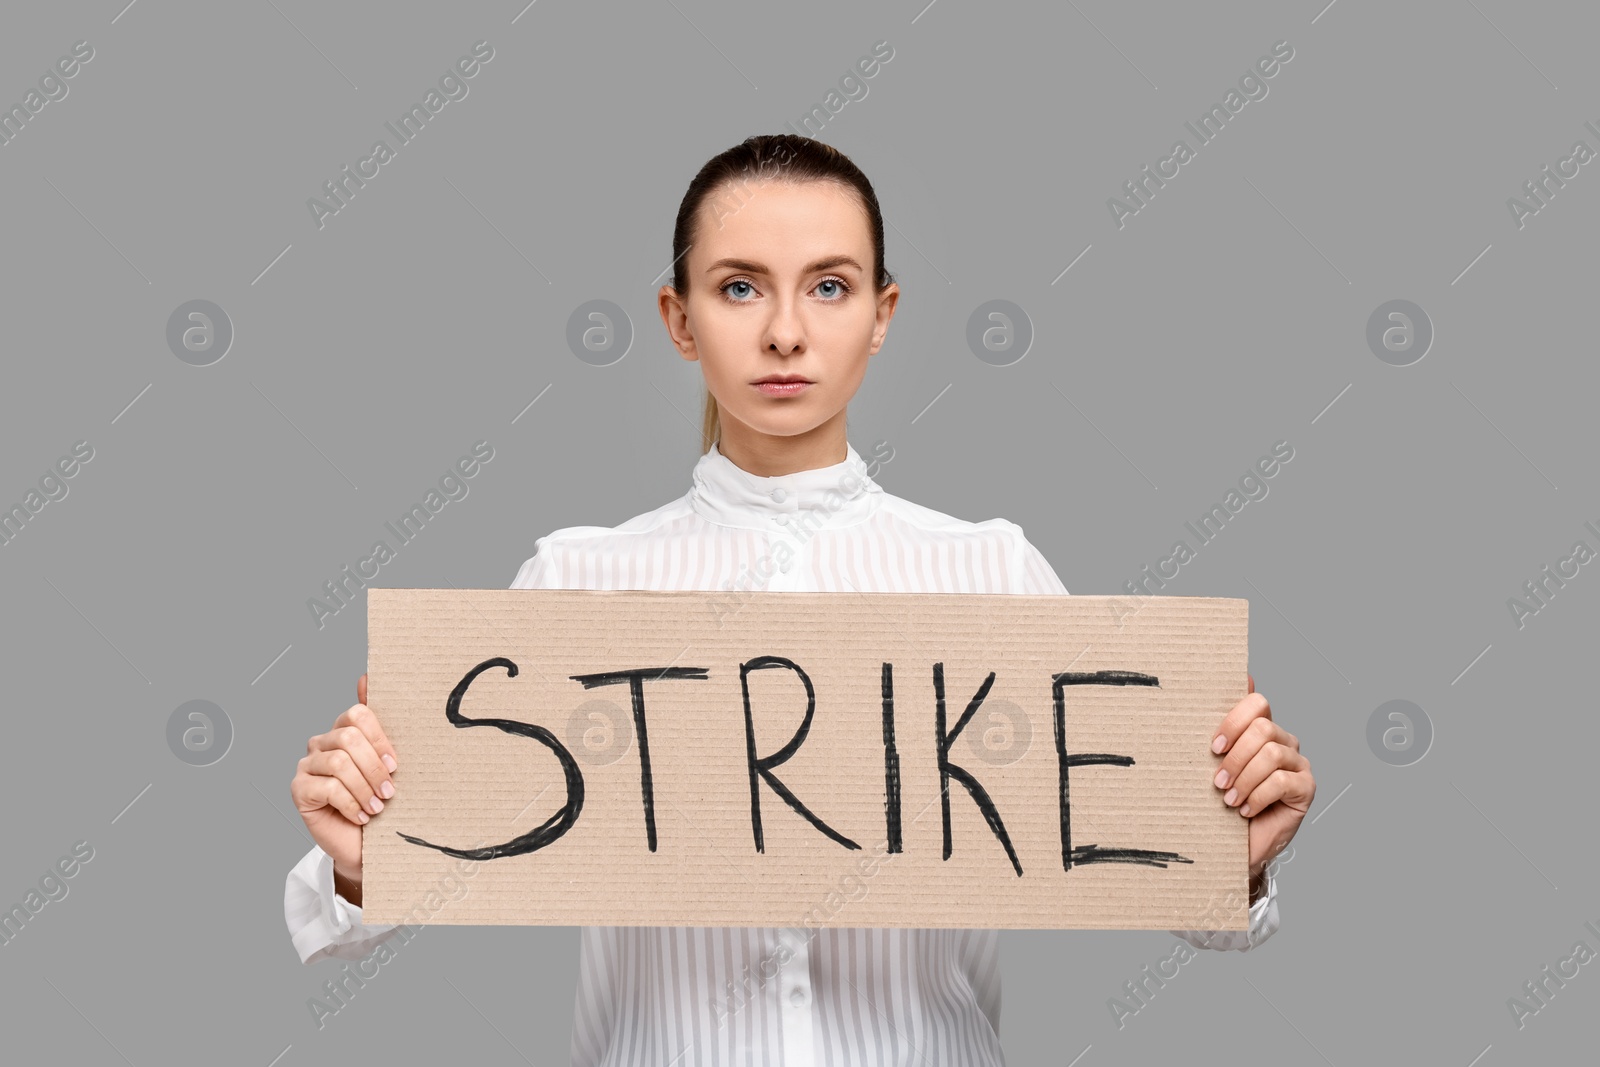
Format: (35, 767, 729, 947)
(731, 410, 823, 438)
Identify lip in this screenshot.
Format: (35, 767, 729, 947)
(751, 375, 813, 384)
(753, 380, 813, 397)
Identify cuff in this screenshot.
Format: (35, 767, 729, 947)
(284, 844, 394, 964)
(1169, 861, 1281, 952)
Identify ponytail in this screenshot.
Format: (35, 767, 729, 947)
(701, 390, 720, 455)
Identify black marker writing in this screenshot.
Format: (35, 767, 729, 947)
(396, 656, 585, 860)
(881, 661, 902, 855)
(1051, 670, 1194, 871)
(741, 655, 861, 853)
(568, 666, 709, 852)
(934, 662, 1022, 877)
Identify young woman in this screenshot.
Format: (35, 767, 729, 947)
(286, 134, 1315, 1065)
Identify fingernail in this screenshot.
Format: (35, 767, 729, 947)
(1214, 769, 1229, 789)
(368, 796, 384, 814)
(382, 754, 397, 772)
(1240, 804, 1252, 816)
(357, 811, 369, 824)
(379, 780, 395, 799)
(1211, 734, 1227, 754)
(1224, 788, 1238, 806)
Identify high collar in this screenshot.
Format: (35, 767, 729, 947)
(688, 439, 884, 531)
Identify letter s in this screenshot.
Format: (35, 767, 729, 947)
(1271, 39, 1294, 63)
(395, 657, 585, 860)
(1271, 439, 1294, 462)
(872, 39, 895, 62)
(72, 840, 94, 863)
(472, 40, 495, 63)
(72, 439, 94, 463)
(472, 439, 495, 463)
(72, 40, 94, 62)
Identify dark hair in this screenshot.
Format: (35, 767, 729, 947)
(669, 134, 895, 454)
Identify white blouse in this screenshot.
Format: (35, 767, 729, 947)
(285, 437, 1280, 1065)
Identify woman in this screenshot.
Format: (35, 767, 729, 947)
(286, 133, 1315, 1065)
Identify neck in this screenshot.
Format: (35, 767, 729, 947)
(715, 409, 849, 477)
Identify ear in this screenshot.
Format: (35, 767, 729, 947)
(868, 283, 899, 355)
(658, 285, 698, 360)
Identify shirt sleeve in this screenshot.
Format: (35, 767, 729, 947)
(511, 535, 563, 589)
(284, 843, 404, 964)
(1012, 527, 1068, 595)
(285, 537, 564, 964)
(1168, 862, 1280, 951)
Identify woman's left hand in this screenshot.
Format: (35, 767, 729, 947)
(1210, 674, 1315, 897)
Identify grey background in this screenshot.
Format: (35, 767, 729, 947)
(0, 0, 1592, 1064)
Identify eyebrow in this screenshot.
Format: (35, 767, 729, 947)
(704, 255, 864, 276)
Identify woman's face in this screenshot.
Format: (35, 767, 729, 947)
(659, 179, 898, 444)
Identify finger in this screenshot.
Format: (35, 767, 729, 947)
(313, 723, 394, 805)
(1222, 740, 1301, 808)
(1215, 715, 1297, 790)
(292, 768, 369, 826)
(1247, 673, 1254, 695)
(334, 701, 398, 774)
(1238, 765, 1313, 818)
(358, 672, 367, 706)
(304, 746, 386, 815)
(1211, 690, 1271, 755)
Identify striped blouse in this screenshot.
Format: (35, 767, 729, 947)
(285, 437, 1280, 1065)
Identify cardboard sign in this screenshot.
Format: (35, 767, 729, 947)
(362, 589, 1249, 931)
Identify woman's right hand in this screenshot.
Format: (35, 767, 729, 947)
(289, 673, 399, 891)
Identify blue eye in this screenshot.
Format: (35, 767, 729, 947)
(819, 275, 857, 300)
(717, 275, 853, 303)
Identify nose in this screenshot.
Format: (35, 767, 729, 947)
(763, 298, 805, 355)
